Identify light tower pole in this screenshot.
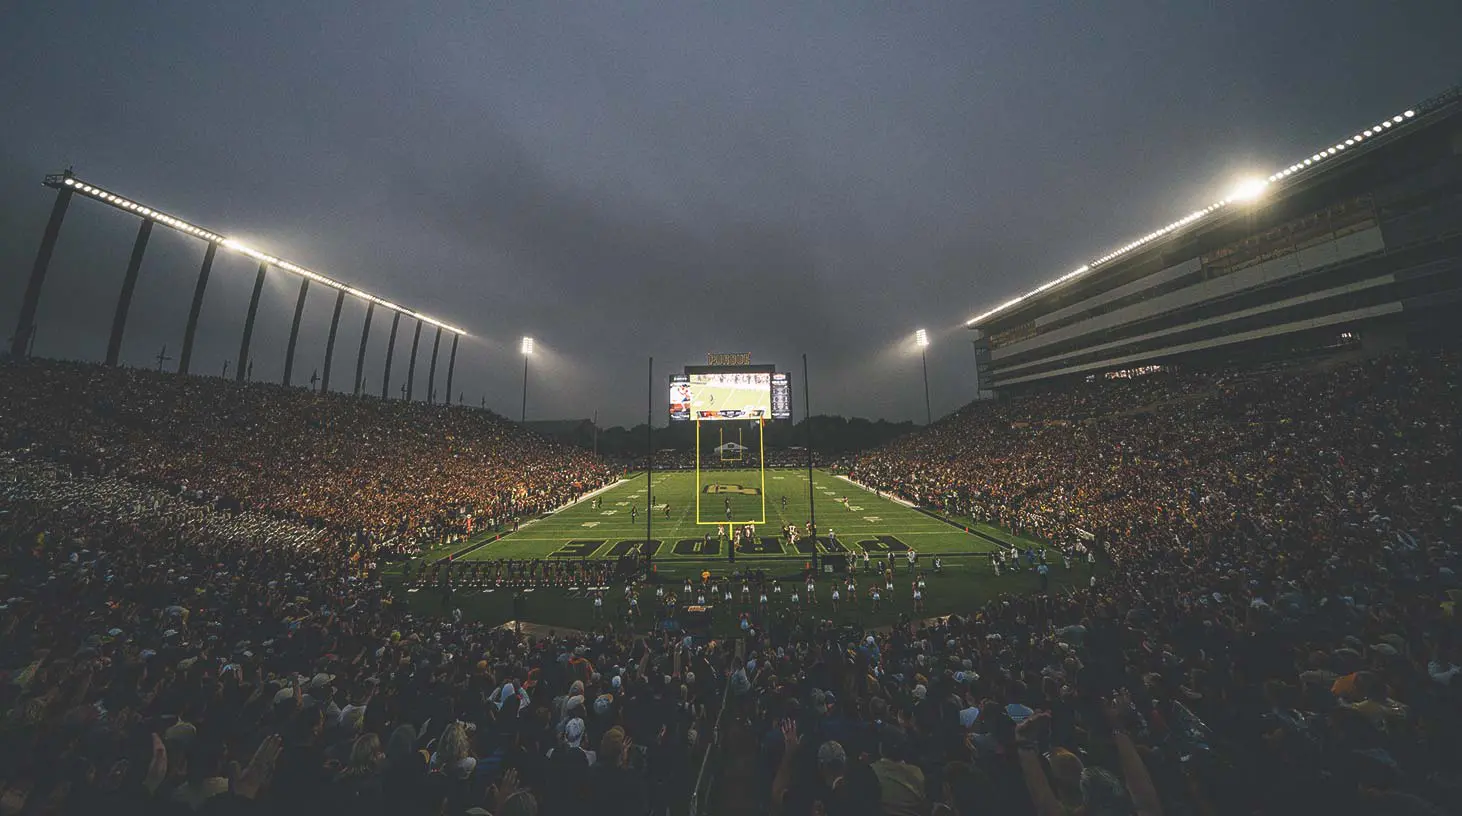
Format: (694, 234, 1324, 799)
(520, 336, 534, 423)
(916, 329, 932, 425)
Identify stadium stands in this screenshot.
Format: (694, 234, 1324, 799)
(0, 361, 617, 554)
(1, 344, 1459, 814)
(969, 87, 1462, 394)
(831, 349, 1461, 813)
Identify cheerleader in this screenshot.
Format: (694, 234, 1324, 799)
(871, 586, 882, 612)
(830, 586, 841, 613)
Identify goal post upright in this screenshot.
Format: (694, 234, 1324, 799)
(694, 417, 702, 523)
(758, 417, 767, 524)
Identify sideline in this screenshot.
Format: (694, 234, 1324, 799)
(833, 473, 918, 508)
(427, 477, 632, 564)
(835, 473, 1011, 551)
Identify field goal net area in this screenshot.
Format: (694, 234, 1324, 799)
(694, 418, 766, 526)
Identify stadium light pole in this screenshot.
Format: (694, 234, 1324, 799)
(520, 337, 533, 423)
(25, 173, 471, 395)
(916, 329, 932, 425)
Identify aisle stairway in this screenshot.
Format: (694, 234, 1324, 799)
(706, 717, 762, 816)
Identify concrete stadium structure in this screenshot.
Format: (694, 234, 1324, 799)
(968, 86, 1462, 394)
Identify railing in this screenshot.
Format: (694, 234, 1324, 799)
(686, 670, 734, 816)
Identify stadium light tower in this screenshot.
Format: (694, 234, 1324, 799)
(520, 336, 534, 423)
(916, 329, 932, 425)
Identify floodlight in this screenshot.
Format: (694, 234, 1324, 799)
(915, 329, 929, 348)
(43, 173, 469, 336)
(521, 336, 534, 355)
(1228, 178, 1270, 203)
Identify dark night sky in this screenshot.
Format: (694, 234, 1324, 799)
(2, 3, 1459, 426)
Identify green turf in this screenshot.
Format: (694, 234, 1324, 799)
(386, 469, 1103, 633)
(455, 468, 1000, 562)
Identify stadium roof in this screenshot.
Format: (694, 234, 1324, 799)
(965, 86, 1462, 330)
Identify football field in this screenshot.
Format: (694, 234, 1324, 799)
(391, 470, 1100, 633)
(455, 468, 1008, 566)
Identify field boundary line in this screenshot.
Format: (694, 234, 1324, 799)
(833, 474, 917, 508)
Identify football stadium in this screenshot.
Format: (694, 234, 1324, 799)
(3, 9, 1462, 814)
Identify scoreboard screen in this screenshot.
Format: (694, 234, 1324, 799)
(771, 373, 791, 420)
(670, 364, 789, 421)
(670, 372, 770, 421)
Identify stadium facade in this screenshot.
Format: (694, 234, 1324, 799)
(968, 86, 1462, 394)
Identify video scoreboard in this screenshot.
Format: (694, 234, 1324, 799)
(670, 364, 791, 422)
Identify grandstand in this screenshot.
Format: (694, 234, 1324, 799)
(969, 86, 1462, 394)
(4, 87, 1462, 816)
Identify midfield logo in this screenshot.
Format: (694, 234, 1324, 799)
(703, 484, 761, 496)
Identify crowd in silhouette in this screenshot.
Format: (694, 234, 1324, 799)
(0, 362, 616, 554)
(0, 349, 1458, 814)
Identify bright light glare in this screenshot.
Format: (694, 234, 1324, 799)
(915, 329, 929, 348)
(1228, 177, 1270, 202)
(52, 173, 468, 336)
(963, 98, 1427, 327)
(521, 336, 534, 355)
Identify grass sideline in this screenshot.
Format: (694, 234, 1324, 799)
(386, 470, 1102, 633)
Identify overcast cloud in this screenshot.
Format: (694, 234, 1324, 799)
(2, 2, 1459, 425)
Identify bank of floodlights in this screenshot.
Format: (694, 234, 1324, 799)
(965, 107, 1422, 327)
(52, 175, 467, 336)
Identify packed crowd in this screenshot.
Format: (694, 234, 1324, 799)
(0, 361, 617, 553)
(813, 350, 1460, 813)
(1, 348, 1459, 814)
(630, 449, 825, 471)
(1, 455, 720, 815)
